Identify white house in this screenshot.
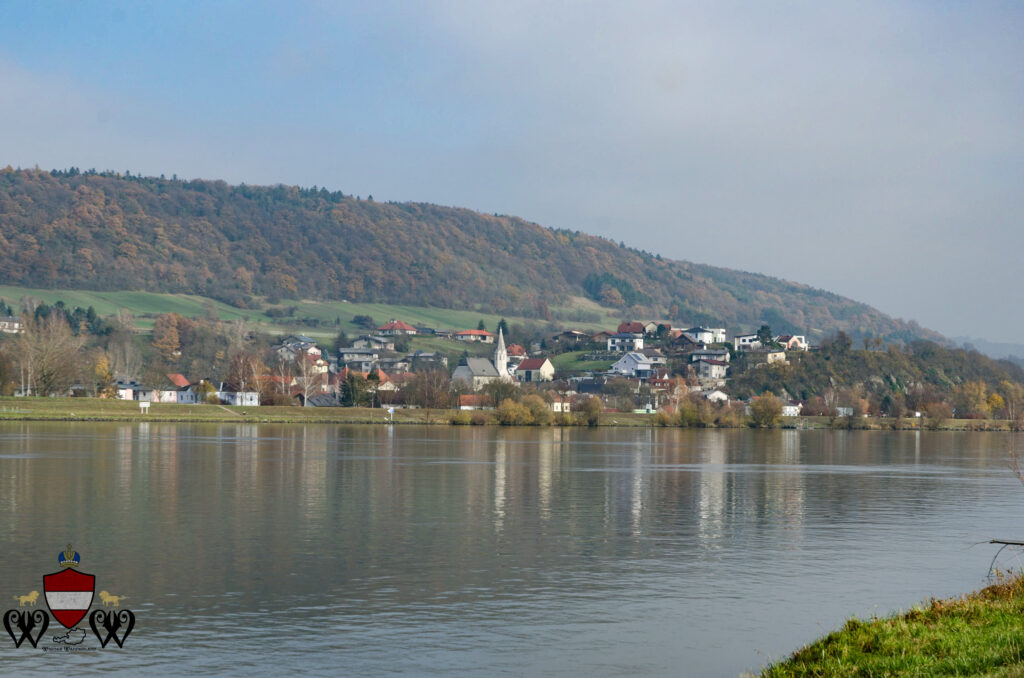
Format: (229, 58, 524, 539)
(684, 327, 727, 344)
(690, 348, 730, 364)
(220, 390, 260, 407)
(701, 389, 730, 403)
(607, 333, 644, 352)
(734, 334, 762, 352)
(550, 396, 572, 413)
(694, 359, 728, 380)
(610, 352, 656, 379)
(0, 317, 23, 334)
(782, 402, 802, 416)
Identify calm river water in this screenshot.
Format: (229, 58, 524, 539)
(0, 423, 1021, 676)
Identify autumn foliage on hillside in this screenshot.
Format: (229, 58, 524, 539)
(0, 167, 938, 341)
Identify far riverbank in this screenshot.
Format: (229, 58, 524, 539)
(0, 397, 1019, 430)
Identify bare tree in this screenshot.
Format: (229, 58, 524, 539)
(293, 355, 322, 405)
(13, 313, 85, 396)
(227, 351, 266, 394)
(108, 336, 143, 381)
(408, 369, 452, 409)
(272, 355, 295, 397)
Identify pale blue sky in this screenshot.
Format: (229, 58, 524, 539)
(1, 2, 1022, 342)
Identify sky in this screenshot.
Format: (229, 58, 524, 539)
(0, 2, 1021, 342)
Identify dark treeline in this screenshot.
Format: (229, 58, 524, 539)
(0, 167, 938, 343)
(729, 333, 1024, 421)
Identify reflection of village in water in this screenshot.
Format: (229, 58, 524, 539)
(0, 423, 1013, 622)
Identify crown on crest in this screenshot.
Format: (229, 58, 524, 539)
(59, 543, 81, 568)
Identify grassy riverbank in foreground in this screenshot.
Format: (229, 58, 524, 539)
(760, 574, 1024, 677)
(0, 397, 1018, 429)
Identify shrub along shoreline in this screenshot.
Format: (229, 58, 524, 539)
(758, 573, 1024, 676)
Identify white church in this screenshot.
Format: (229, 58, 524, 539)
(451, 329, 517, 390)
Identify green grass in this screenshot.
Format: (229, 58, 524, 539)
(0, 285, 265, 327)
(760, 573, 1024, 677)
(0, 396, 656, 426)
(549, 349, 616, 373)
(0, 397, 448, 424)
(0, 285, 619, 336)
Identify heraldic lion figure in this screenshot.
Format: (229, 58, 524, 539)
(99, 590, 127, 608)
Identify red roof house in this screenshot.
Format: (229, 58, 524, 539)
(377, 319, 418, 335)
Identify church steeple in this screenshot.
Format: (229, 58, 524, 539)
(494, 327, 509, 379)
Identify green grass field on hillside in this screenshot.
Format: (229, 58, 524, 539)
(549, 350, 616, 373)
(0, 285, 623, 337)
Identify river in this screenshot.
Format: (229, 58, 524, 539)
(0, 423, 1021, 676)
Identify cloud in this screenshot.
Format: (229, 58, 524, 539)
(1, 3, 1022, 340)
(405, 3, 1024, 339)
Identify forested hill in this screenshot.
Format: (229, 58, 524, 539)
(0, 167, 938, 341)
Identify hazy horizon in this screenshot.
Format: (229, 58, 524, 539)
(1, 2, 1020, 342)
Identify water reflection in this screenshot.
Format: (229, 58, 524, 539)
(0, 424, 1020, 676)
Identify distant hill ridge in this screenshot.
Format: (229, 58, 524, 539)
(0, 167, 939, 342)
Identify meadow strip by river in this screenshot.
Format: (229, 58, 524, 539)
(0, 396, 1018, 431)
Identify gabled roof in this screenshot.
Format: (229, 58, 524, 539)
(516, 358, 551, 371)
(507, 343, 527, 356)
(166, 373, 190, 388)
(697, 359, 729, 366)
(358, 334, 393, 343)
(387, 372, 417, 386)
(378, 319, 417, 332)
(614, 352, 655, 364)
(617, 321, 645, 334)
(672, 333, 699, 344)
(457, 358, 499, 377)
(456, 329, 495, 337)
(459, 394, 489, 407)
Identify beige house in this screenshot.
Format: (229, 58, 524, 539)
(515, 358, 555, 382)
(455, 329, 496, 344)
(695, 359, 728, 380)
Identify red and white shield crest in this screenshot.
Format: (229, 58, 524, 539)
(43, 568, 95, 629)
